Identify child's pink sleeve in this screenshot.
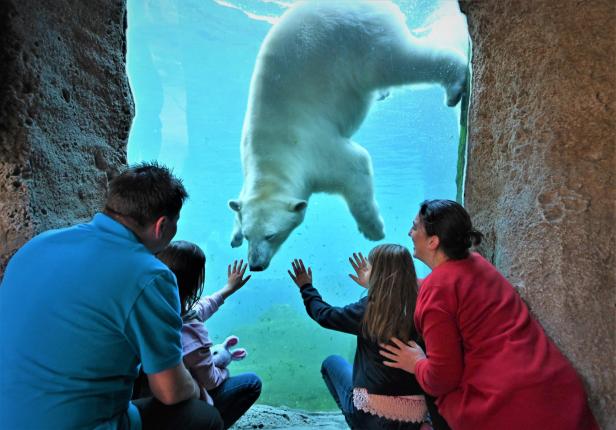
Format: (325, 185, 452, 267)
(195, 293, 225, 321)
(183, 347, 229, 390)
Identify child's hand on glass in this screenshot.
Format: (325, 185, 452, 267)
(348, 252, 371, 289)
(221, 260, 251, 298)
(288, 259, 312, 288)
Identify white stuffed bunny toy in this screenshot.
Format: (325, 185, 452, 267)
(211, 335, 247, 368)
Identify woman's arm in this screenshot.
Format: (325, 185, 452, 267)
(380, 285, 464, 397)
(380, 313, 463, 396)
(414, 307, 464, 396)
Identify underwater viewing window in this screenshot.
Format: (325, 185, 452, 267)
(126, 0, 470, 410)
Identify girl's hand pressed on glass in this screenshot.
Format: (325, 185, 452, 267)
(288, 259, 312, 287)
(348, 252, 371, 288)
(222, 259, 251, 297)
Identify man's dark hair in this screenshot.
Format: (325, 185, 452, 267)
(105, 162, 188, 226)
(419, 199, 483, 260)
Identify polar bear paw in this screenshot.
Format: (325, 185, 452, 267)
(230, 226, 244, 247)
(446, 78, 466, 107)
(358, 217, 385, 241)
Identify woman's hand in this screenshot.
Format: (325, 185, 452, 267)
(288, 259, 312, 287)
(348, 252, 371, 288)
(220, 260, 251, 299)
(379, 337, 427, 375)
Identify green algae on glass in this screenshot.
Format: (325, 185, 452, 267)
(223, 303, 355, 411)
(456, 40, 473, 204)
(455, 114, 468, 204)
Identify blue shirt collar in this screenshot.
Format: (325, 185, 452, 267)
(90, 212, 143, 245)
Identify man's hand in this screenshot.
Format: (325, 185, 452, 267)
(379, 337, 427, 375)
(348, 252, 371, 288)
(288, 259, 312, 287)
(220, 260, 251, 299)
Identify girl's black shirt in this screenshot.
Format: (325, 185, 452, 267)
(300, 283, 425, 396)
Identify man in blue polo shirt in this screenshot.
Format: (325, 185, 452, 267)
(0, 163, 223, 430)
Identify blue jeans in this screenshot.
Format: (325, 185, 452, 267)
(209, 372, 262, 429)
(321, 355, 421, 430)
(133, 397, 223, 430)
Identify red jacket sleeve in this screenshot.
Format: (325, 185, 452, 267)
(415, 283, 464, 397)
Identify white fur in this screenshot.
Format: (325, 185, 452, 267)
(230, 0, 468, 270)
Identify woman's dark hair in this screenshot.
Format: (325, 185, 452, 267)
(362, 244, 418, 343)
(157, 240, 206, 315)
(419, 199, 483, 260)
(105, 162, 188, 227)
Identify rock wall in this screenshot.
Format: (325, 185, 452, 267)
(460, 0, 615, 427)
(0, 0, 133, 273)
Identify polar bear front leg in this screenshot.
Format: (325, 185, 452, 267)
(346, 185, 385, 241)
(340, 143, 385, 241)
(230, 214, 244, 247)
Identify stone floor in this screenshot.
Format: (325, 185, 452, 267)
(231, 405, 348, 429)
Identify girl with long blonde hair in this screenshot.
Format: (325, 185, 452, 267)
(289, 244, 432, 430)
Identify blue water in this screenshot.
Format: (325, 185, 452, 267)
(126, 0, 466, 410)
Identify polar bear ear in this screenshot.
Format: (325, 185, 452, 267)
(288, 199, 307, 212)
(229, 199, 242, 212)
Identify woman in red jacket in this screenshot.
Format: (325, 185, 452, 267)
(380, 199, 598, 430)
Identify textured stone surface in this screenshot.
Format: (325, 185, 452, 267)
(0, 0, 133, 274)
(230, 405, 347, 429)
(460, 1, 615, 427)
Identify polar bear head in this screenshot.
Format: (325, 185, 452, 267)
(229, 197, 308, 271)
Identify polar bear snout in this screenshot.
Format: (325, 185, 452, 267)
(249, 259, 268, 271)
(248, 241, 274, 272)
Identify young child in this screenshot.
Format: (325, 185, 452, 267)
(288, 244, 433, 430)
(157, 240, 261, 429)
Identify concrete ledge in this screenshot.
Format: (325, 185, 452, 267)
(231, 405, 347, 429)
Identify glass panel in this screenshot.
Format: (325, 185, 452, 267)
(127, 0, 469, 410)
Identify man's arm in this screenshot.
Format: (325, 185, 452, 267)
(147, 362, 200, 405)
(125, 271, 197, 404)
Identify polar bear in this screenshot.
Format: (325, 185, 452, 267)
(229, 0, 468, 271)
